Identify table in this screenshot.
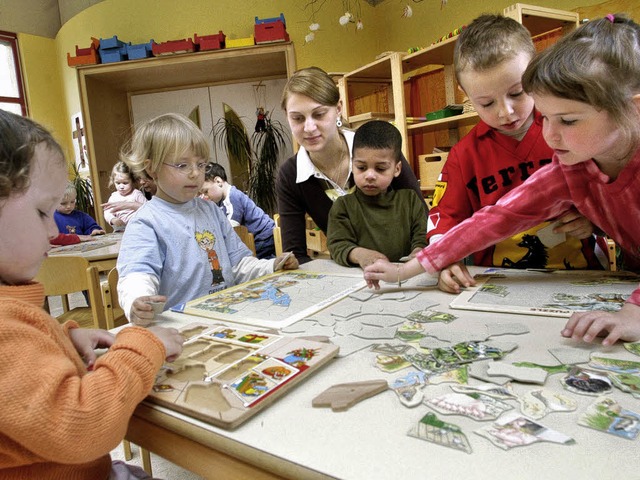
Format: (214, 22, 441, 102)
(49, 233, 121, 272)
(126, 261, 640, 480)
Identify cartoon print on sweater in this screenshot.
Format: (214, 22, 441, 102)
(66, 225, 77, 234)
(195, 229, 224, 286)
(501, 234, 549, 269)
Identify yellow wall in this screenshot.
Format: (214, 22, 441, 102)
(16, 0, 629, 157)
(18, 33, 73, 159)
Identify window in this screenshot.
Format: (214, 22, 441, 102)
(0, 31, 26, 115)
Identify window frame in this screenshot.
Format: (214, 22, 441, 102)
(0, 30, 27, 116)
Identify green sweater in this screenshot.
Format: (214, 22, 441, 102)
(327, 188, 427, 266)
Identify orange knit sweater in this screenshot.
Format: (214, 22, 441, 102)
(0, 283, 166, 480)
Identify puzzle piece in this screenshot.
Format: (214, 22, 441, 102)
(579, 397, 640, 440)
(475, 412, 574, 450)
(549, 346, 593, 365)
(426, 392, 512, 421)
(485, 322, 529, 337)
(358, 314, 406, 328)
(281, 319, 317, 333)
(408, 412, 472, 454)
(519, 389, 577, 420)
(331, 335, 374, 356)
(330, 305, 362, 319)
(468, 360, 511, 385)
(312, 380, 388, 411)
(487, 362, 548, 384)
(353, 326, 397, 340)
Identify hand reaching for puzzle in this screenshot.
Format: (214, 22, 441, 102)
(554, 208, 594, 240)
(438, 262, 476, 293)
(562, 302, 640, 346)
(349, 247, 389, 269)
(68, 328, 115, 369)
(130, 295, 168, 326)
(147, 326, 184, 362)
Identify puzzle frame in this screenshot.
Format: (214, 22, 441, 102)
(449, 270, 638, 318)
(146, 323, 339, 429)
(181, 270, 366, 328)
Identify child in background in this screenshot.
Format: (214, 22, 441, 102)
(427, 14, 600, 275)
(102, 160, 146, 231)
(138, 169, 157, 200)
(0, 110, 183, 478)
(55, 182, 105, 240)
(117, 113, 298, 325)
(327, 121, 427, 268)
(364, 15, 640, 346)
(201, 162, 276, 259)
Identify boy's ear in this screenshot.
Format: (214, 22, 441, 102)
(394, 159, 402, 177)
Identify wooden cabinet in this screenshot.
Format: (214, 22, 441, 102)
(76, 43, 296, 225)
(339, 4, 578, 195)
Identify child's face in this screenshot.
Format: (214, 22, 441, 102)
(458, 52, 535, 134)
(57, 193, 77, 215)
(352, 147, 401, 196)
(138, 173, 157, 196)
(200, 178, 225, 203)
(533, 93, 626, 171)
(286, 92, 342, 154)
(0, 143, 66, 285)
(114, 172, 134, 196)
(154, 151, 206, 204)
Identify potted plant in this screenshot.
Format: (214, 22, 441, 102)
(69, 161, 95, 217)
(212, 104, 289, 215)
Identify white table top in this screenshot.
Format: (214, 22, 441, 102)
(147, 260, 640, 480)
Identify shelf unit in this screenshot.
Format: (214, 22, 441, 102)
(76, 42, 296, 223)
(339, 4, 579, 194)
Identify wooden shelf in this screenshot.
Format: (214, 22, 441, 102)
(407, 111, 479, 134)
(504, 4, 579, 36)
(348, 112, 395, 127)
(402, 36, 458, 73)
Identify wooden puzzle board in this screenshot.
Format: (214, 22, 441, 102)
(449, 270, 639, 317)
(49, 239, 117, 254)
(181, 270, 366, 329)
(147, 323, 339, 429)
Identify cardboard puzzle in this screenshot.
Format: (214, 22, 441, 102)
(49, 239, 117, 254)
(147, 323, 339, 429)
(181, 270, 365, 329)
(450, 270, 639, 317)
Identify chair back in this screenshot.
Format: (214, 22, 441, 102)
(233, 225, 256, 255)
(102, 267, 127, 329)
(35, 256, 107, 329)
(272, 213, 283, 256)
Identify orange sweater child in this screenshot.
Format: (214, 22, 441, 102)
(0, 283, 165, 479)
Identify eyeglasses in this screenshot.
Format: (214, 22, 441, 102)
(162, 161, 208, 175)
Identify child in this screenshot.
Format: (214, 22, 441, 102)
(427, 14, 600, 273)
(201, 162, 276, 259)
(55, 182, 105, 240)
(364, 15, 640, 347)
(102, 160, 147, 231)
(327, 120, 427, 268)
(0, 110, 184, 478)
(117, 113, 298, 325)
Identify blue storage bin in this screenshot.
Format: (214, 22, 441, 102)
(99, 35, 126, 50)
(127, 41, 154, 60)
(100, 45, 127, 63)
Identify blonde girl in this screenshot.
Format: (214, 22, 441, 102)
(117, 113, 297, 325)
(364, 15, 640, 346)
(103, 160, 146, 230)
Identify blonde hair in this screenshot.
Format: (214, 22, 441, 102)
(523, 15, 640, 155)
(454, 14, 535, 84)
(281, 67, 340, 111)
(108, 160, 134, 188)
(62, 182, 77, 200)
(121, 113, 210, 175)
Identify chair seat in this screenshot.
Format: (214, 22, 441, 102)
(57, 307, 100, 329)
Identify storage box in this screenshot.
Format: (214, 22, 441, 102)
(418, 153, 449, 190)
(152, 38, 195, 56)
(127, 41, 154, 60)
(194, 32, 226, 51)
(99, 46, 128, 63)
(226, 35, 255, 48)
(255, 13, 286, 25)
(255, 20, 289, 44)
(306, 229, 327, 253)
(99, 35, 126, 50)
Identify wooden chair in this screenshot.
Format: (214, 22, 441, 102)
(273, 213, 283, 256)
(34, 256, 107, 329)
(233, 225, 256, 255)
(101, 267, 128, 330)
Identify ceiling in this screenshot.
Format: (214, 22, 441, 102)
(0, 0, 104, 38)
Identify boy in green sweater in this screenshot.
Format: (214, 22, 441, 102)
(327, 120, 427, 268)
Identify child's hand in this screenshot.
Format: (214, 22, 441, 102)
(349, 247, 388, 269)
(130, 295, 167, 326)
(102, 201, 143, 214)
(68, 328, 116, 369)
(274, 252, 298, 271)
(561, 302, 640, 346)
(147, 326, 184, 363)
(77, 235, 95, 242)
(554, 208, 594, 239)
(438, 262, 475, 293)
(363, 259, 396, 290)
(90, 229, 106, 236)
